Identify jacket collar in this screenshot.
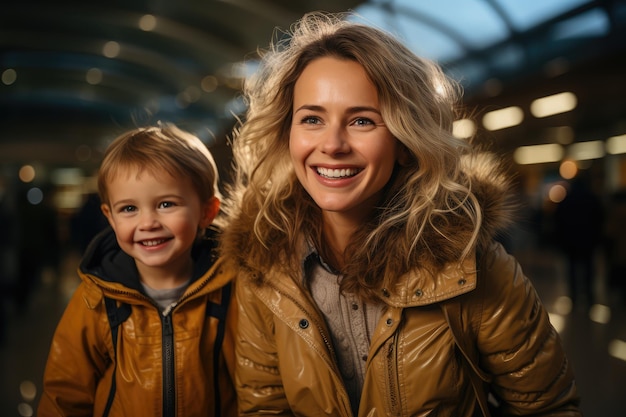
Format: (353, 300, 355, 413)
(78, 226, 227, 301)
(297, 237, 477, 308)
(382, 253, 477, 307)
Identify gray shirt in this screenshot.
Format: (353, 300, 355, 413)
(304, 250, 383, 416)
(141, 279, 190, 315)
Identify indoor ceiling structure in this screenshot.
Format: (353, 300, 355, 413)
(1, 0, 625, 181)
(350, 0, 626, 173)
(0, 0, 362, 173)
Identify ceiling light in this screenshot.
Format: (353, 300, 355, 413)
(482, 106, 523, 131)
(2, 68, 17, 85)
(201, 75, 218, 93)
(559, 160, 578, 179)
(513, 143, 563, 165)
(589, 304, 611, 324)
(452, 119, 476, 139)
(530, 92, 577, 118)
(86, 68, 103, 85)
(548, 183, 567, 203)
(566, 140, 604, 160)
(606, 134, 626, 155)
(102, 41, 120, 58)
(19, 165, 36, 183)
(608, 339, 626, 362)
(139, 14, 157, 31)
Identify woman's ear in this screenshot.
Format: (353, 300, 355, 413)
(397, 144, 412, 167)
(200, 196, 220, 228)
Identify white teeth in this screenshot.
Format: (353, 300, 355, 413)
(317, 167, 360, 178)
(141, 239, 166, 246)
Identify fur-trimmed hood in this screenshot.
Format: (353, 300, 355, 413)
(460, 151, 518, 252)
(220, 151, 518, 275)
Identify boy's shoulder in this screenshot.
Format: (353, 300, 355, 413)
(73, 277, 105, 309)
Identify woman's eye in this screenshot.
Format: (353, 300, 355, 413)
(353, 117, 374, 127)
(301, 115, 321, 125)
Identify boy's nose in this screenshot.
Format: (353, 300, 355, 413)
(139, 212, 160, 229)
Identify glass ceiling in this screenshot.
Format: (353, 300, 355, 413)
(348, 0, 611, 93)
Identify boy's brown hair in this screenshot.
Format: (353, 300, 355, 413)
(97, 124, 220, 207)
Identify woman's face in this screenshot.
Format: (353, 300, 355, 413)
(290, 56, 400, 223)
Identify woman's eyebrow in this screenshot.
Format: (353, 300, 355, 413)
(294, 104, 381, 115)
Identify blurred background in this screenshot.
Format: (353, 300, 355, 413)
(1, 0, 625, 415)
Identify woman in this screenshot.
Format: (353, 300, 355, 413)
(221, 11, 581, 417)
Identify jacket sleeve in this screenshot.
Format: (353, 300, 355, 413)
(235, 276, 295, 416)
(477, 242, 581, 416)
(37, 282, 110, 417)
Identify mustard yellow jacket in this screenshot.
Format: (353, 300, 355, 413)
(37, 228, 238, 417)
(225, 153, 581, 416)
(234, 242, 580, 416)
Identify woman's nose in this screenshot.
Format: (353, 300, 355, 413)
(320, 125, 350, 155)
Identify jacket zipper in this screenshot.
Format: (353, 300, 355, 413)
(386, 335, 400, 414)
(159, 269, 218, 416)
(162, 313, 175, 417)
(90, 272, 218, 417)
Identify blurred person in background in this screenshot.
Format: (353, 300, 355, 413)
(604, 189, 626, 305)
(0, 176, 13, 345)
(15, 183, 61, 315)
(70, 191, 109, 254)
(554, 172, 605, 308)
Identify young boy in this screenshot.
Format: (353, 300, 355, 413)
(38, 124, 237, 417)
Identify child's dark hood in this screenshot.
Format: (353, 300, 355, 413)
(79, 226, 220, 292)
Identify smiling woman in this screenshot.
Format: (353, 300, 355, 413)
(221, 11, 581, 417)
(289, 57, 400, 245)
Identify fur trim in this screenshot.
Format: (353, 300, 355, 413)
(461, 151, 518, 251)
(220, 151, 518, 270)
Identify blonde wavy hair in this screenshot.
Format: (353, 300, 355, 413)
(225, 11, 482, 301)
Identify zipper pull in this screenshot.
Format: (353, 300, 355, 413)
(163, 313, 173, 337)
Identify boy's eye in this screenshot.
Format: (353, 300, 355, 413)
(158, 201, 175, 209)
(120, 205, 136, 213)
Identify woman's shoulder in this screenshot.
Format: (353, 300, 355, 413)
(476, 240, 539, 318)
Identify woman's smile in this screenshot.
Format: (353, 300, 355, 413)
(315, 166, 362, 179)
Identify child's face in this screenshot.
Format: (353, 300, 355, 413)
(289, 56, 400, 226)
(101, 168, 219, 284)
